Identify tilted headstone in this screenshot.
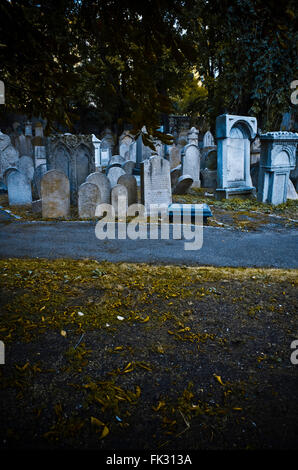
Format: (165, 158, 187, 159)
(141, 155, 172, 211)
(0, 131, 19, 180)
(78, 182, 101, 218)
(111, 184, 128, 217)
(118, 173, 138, 205)
(17, 155, 34, 182)
(41, 169, 70, 218)
(107, 166, 126, 188)
(182, 143, 201, 188)
(86, 171, 111, 204)
(216, 114, 257, 200)
(257, 132, 298, 205)
(170, 165, 182, 188)
(5, 168, 32, 205)
(173, 175, 193, 194)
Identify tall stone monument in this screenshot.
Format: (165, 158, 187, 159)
(141, 154, 172, 211)
(257, 131, 298, 205)
(215, 114, 257, 200)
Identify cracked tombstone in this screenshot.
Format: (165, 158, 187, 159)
(41, 169, 70, 218)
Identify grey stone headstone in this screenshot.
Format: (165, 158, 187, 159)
(86, 171, 111, 204)
(0, 131, 19, 180)
(17, 155, 34, 182)
(122, 160, 135, 175)
(107, 166, 126, 188)
(33, 163, 47, 198)
(108, 155, 125, 166)
(41, 169, 70, 218)
(173, 175, 193, 194)
(119, 132, 134, 159)
(118, 174, 137, 205)
(78, 182, 101, 218)
(287, 179, 298, 200)
(200, 168, 217, 189)
(182, 144, 200, 188)
(203, 131, 215, 148)
(6, 168, 32, 205)
(111, 184, 128, 217)
(141, 155, 172, 211)
(169, 144, 181, 169)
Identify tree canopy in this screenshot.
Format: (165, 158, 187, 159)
(0, 0, 297, 138)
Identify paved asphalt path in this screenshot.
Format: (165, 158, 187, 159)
(0, 220, 297, 268)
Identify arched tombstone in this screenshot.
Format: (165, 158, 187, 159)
(74, 144, 90, 190)
(257, 131, 298, 205)
(141, 155, 172, 211)
(170, 165, 182, 188)
(216, 114, 257, 200)
(5, 168, 32, 205)
(122, 160, 135, 175)
(41, 169, 70, 218)
(111, 184, 128, 218)
(118, 174, 137, 205)
(119, 131, 134, 159)
(86, 171, 111, 204)
(107, 166, 126, 188)
(200, 149, 217, 189)
(182, 143, 200, 188)
(78, 182, 101, 218)
(203, 131, 215, 148)
(54, 143, 70, 180)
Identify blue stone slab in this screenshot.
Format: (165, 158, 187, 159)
(168, 203, 212, 224)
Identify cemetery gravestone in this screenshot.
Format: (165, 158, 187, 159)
(86, 172, 111, 204)
(5, 168, 32, 205)
(78, 182, 101, 218)
(173, 175, 193, 194)
(41, 170, 70, 218)
(216, 114, 257, 200)
(17, 155, 34, 182)
(107, 166, 126, 188)
(141, 155, 172, 211)
(111, 184, 128, 218)
(257, 131, 298, 205)
(118, 174, 138, 205)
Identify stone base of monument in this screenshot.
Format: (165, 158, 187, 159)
(215, 187, 256, 200)
(168, 203, 212, 224)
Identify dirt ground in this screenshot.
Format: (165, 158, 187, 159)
(0, 258, 297, 451)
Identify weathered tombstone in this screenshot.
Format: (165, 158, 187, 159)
(182, 143, 201, 188)
(250, 136, 261, 165)
(154, 140, 164, 158)
(203, 131, 215, 148)
(122, 160, 135, 175)
(0, 131, 19, 180)
(119, 131, 134, 159)
(78, 182, 101, 218)
(169, 144, 181, 169)
(141, 155, 172, 211)
(14, 126, 33, 157)
(201, 148, 217, 171)
(118, 173, 138, 205)
(257, 131, 298, 205)
(216, 114, 257, 200)
(173, 175, 193, 194)
(200, 169, 217, 189)
(5, 168, 32, 205)
(111, 184, 128, 218)
(107, 166, 126, 188)
(187, 127, 199, 146)
(47, 134, 95, 203)
(33, 163, 48, 198)
(41, 170, 70, 218)
(101, 128, 115, 156)
(109, 155, 125, 166)
(128, 141, 137, 162)
(17, 155, 34, 182)
(86, 171, 111, 204)
(170, 165, 182, 188)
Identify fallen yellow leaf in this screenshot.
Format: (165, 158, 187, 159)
(99, 425, 109, 439)
(91, 416, 105, 427)
(213, 374, 225, 386)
